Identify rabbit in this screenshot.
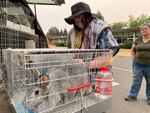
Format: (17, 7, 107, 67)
(24, 59, 92, 112)
(43, 60, 92, 105)
(24, 82, 62, 113)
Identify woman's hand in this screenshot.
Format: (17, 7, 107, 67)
(88, 56, 113, 69)
(131, 44, 136, 57)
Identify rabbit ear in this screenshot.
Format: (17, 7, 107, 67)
(33, 66, 41, 77)
(28, 60, 41, 78)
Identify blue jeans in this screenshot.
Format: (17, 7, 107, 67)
(130, 60, 150, 99)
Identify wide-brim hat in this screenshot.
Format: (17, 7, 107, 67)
(65, 2, 94, 25)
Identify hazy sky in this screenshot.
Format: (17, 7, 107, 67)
(29, 0, 150, 33)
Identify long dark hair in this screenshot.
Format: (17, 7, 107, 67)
(74, 13, 94, 32)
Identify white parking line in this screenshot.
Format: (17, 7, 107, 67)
(112, 82, 119, 86)
(113, 67, 132, 72)
(112, 67, 131, 86)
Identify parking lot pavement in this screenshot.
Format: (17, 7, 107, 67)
(116, 49, 131, 57)
(0, 87, 13, 113)
(107, 56, 150, 113)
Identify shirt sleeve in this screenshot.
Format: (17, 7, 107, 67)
(98, 28, 120, 56)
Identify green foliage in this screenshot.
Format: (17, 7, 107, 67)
(110, 22, 127, 29)
(53, 39, 67, 47)
(120, 41, 132, 49)
(63, 28, 68, 36)
(47, 26, 59, 35)
(110, 14, 150, 30)
(46, 26, 68, 36)
(96, 11, 104, 21)
(128, 14, 150, 27)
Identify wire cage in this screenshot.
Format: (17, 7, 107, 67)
(3, 48, 112, 113)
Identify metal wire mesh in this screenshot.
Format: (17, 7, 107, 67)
(3, 49, 112, 113)
(0, 0, 47, 65)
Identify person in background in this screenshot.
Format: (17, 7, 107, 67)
(64, 2, 119, 69)
(125, 22, 150, 105)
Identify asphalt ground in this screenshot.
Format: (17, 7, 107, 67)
(0, 87, 15, 113)
(107, 56, 150, 113)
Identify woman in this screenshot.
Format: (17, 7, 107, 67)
(64, 2, 119, 68)
(125, 23, 150, 105)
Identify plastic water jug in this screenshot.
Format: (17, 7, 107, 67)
(95, 66, 112, 95)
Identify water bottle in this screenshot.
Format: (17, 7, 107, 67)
(95, 66, 112, 95)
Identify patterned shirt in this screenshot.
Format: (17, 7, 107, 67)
(67, 18, 119, 56)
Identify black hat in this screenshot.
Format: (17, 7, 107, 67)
(65, 2, 93, 24)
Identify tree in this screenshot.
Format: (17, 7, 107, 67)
(47, 26, 59, 35)
(60, 29, 63, 36)
(46, 27, 68, 36)
(110, 22, 127, 30)
(63, 28, 68, 36)
(96, 11, 104, 21)
(110, 14, 150, 30)
(127, 14, 150, 28)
